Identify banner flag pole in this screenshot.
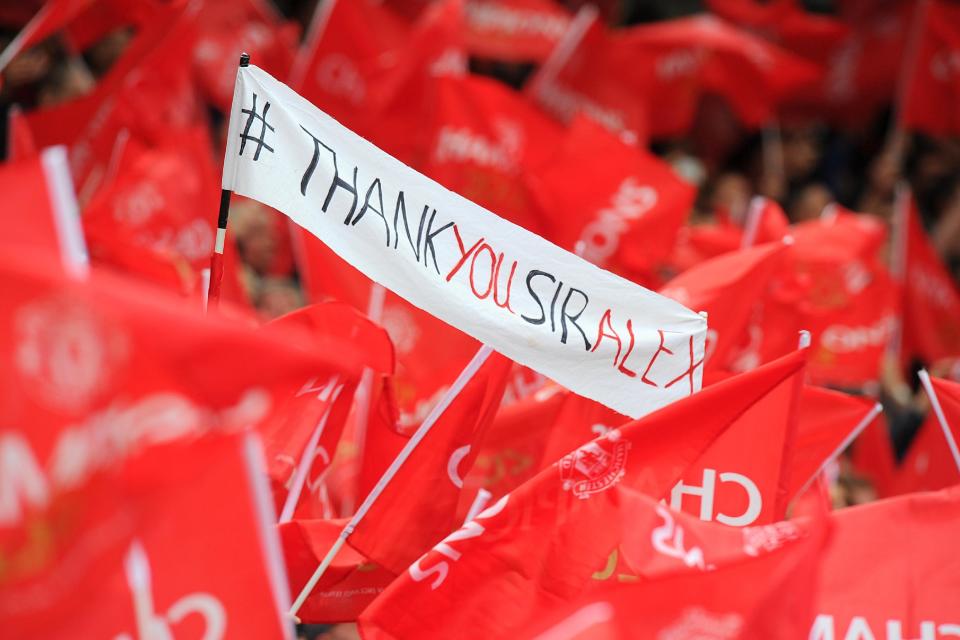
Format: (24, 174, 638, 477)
(208, 52, 250, 312)
(918, 370, 960, 474)
(290, 344, 494, 615)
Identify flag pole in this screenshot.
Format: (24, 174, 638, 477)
(918, 370, 960, 474)
(208, 52, 250, 312)
(290, 344, 495, 615)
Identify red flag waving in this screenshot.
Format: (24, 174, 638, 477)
(0, 431, 294, 639)
(522, 498, 826, 640)
(901, 0, 960, 137)
(281, 517, 395, 623)
(416, 73, 561, 235)
(901, 193, 960, 365)
(464, 0, 571, 63)
(260, 302, 394, 520)
(291, 0, 408, 129)
(0, 146, 86, 275)
(359, 350, 806, 639)
(790, 211, 897, 387)
(811, 486, 960, 638)
(659, 240, 789, 371)
(788, 386, 881, 502)
(347, 351, 513, 575)
(527, 117, 695, 280)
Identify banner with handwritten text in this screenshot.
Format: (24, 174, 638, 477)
(222, 65, 706, 418)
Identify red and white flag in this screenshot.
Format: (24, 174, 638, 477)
(358, 350, 806, 638)
(0, 431, 295, 639)
(810, 485, 960, 638)
(901, 0, 960, 136)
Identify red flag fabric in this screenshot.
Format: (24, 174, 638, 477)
(788, 386, 880, 502)
(893, 415, 960, 495)
(810, 485, 960, 638)
(24, 2, 202, 199)
(0, 247, 368, 481)
(347, 351, 513, 575)
(415, 73, 561, 234)
(849, 410, 897, 498)
(359, 350, 806, 638)
(191, 0, 298, 112)
(901, 0, 960, 137)
(521, 499, 825, 640)
(928, 375, 960, 456)
(463, 385, 628, 504)
(659, 240, 789, 371)
(82, 126, 220, 274)
(527, 117, 695, 280)
(787, 212, 897, 387)
(292, 227, 481, 436)
(464, 0, 571, 63)
(0, 431, 295, 639)
(529, 13, 822, 139)
(0, 145, 86, 274)
(291, 0, 409, 129)
(281, 517, 395, 623)
(6, 105, 36, 161)
(261, 302, 394, 519)
(0, 0, 95, 72)
(526, 14, 654, 141)
(902, 194, 960, 365)
(706, 0, 850, 64)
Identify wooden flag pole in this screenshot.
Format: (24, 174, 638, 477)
(290, 344, 494, 615)
(208, 52, 250, 312)
(918, 370, 960, 474)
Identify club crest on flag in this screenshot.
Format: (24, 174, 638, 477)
(559, 429, 629, 499)
(15, 295, 128, 412)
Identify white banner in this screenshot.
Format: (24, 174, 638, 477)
(222, 65, 706, 418)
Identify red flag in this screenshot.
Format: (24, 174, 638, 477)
(901, 0, 960, 136)
(290, 0, 408, 128)
(5, 105, 36, 161)
(82, 126, 220, 274)
(0, 0, 95, 72)
(927, 375, 960, 459)
(281, 517, 395, 623)
(521, 500, 825, 640)
(191, 0, 298, 112)
(292, 227, 481, 435)
(788, 386, 881, 502)
(24, 2, 202, 198)
(415, 73, 561, 234)
(901, 193, 960, 365)
(660, 240, 789, 371)
(261, 302, 394, 519)
(893, 414, 960, 495)
(787, 212, 897, 387)
(530, 13, 822, 139)
(527, 117, 695, 280)
(463, 384, 628, 503)
(0, 247, 368, 484)
(811, 486, 960, 638)
(464, 0, 571, 63)
(0, 431, 295, 639)
(346, 351, 513, 575)
(359, 350, 806, 638)
(849, 410, 897, 498)
(0, 145, 87, 277)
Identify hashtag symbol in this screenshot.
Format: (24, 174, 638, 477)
(239, 92, 275, 161)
